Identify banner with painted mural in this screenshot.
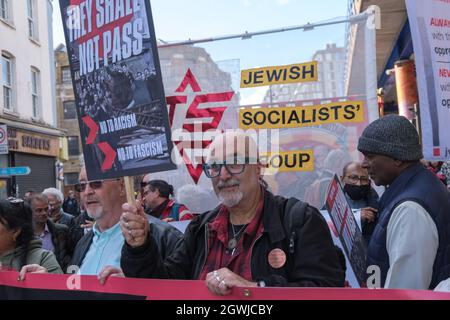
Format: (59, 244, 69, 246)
(59, 0, 175, 181)
(406, 0, 450, 160)
(146, 5, 378, 214)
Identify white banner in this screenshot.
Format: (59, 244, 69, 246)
(0, 125, 8, 155)
(407, 0, 450, 160)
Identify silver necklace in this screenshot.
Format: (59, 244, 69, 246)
(227, 223, 247, 252)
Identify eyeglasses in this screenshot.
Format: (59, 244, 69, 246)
(203, 163, 247, 178)
(74, 180, 103, 192)
(142, 188, 155, 197)
(75, 178, 121, 192)
(345, 175, 370, 185)
(202, 157, 256, 178)
(140, 181, 150, 188)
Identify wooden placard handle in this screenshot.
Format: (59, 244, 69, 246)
(124, 176, 135, 204)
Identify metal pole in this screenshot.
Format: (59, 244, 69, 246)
(158, 13, 369, 48)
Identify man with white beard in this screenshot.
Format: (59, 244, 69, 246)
(114, 131, 345, 295)
(69, 166, 183, 278)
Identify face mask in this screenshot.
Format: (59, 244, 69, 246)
(344, 184, 370, 200)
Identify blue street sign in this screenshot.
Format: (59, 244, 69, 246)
(0, 167, 31, 176)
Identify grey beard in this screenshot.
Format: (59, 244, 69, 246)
(217, 179, 243, 207)
(86, 206, 102, 220)
(218, 190, 243, 207)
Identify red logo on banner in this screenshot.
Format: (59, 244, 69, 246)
(82, 116, 99, 145)
(167, 69, 234, 184)
(98, 142, 117, 172)
(81, 116, 116, 171)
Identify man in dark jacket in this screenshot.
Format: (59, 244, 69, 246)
(62, 190, 80, 217)
(30, 194, 73, 271)
(358, 115, 450, 289)
(118, 132, 345, 295)
(69, 166, 183, 277)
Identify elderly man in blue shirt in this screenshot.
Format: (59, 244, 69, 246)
(68, 165, 183, 279)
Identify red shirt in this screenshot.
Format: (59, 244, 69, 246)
(150, 199, 194, 221)
(198, 196, 264, 281)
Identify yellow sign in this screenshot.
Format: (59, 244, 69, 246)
(59, 137, 69, 161)
(240, 61, 318, 88)
(239, 101, 365, 129)
(261, 150, 314, 173)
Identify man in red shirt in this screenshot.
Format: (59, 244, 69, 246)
(140, 176, 193, 222)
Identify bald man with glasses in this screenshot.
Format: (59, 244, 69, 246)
(116, 131, 345, 296)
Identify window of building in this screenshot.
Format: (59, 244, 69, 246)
(2, 53, 14, 110)
(68, 136, 80, 156)
(63, 101, 77, 119)
(0, 0, 11, 22)
(31, 67, 40, 117)
(64, 172, 79, 186)
(62, 67, 71, 84)
(27, 0, 38, 41)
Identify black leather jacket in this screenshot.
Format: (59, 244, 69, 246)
(47, 220, 73, 272)
(121, 190, 346, 287)
(70, 215, 183, 271)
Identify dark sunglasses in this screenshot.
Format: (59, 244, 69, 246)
(74, 181, 103, 192)
(74, 178, 120, 192)
(141, 180, 155, 189)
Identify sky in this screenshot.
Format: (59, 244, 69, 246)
(53, 0, 349, 47)
(52, 0, 349, 104)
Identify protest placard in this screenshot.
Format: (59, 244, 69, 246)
(407, 0, 450, 160)
(59, 0, 175, 182)
(325, 174, 367, 287)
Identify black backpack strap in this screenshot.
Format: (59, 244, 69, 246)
(283, 198, 308, 254)
(283, 198, 347, 274)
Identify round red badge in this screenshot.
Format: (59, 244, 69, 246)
(268, 248, 287, 269)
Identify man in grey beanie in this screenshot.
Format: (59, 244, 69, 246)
(358, 115, 450, 290)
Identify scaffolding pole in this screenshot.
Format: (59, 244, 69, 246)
(157, 13, 369, 48)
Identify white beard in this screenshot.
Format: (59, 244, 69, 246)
(217, 178, 244, 207)
(218, 189, 243, 207)
(86, 206, 103, 220)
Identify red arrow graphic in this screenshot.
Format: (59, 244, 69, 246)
(97, 142, 117, 172)
(82, 116, 99, 145)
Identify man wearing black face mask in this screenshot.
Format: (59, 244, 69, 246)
(341, 162, 379, 244)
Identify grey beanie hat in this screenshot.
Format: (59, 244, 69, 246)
(357, 115, 423, 161)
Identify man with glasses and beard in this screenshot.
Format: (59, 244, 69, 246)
(68, 166, 183, 281)
(341, 161, 379, 244)
(115, 131, 345, 296)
